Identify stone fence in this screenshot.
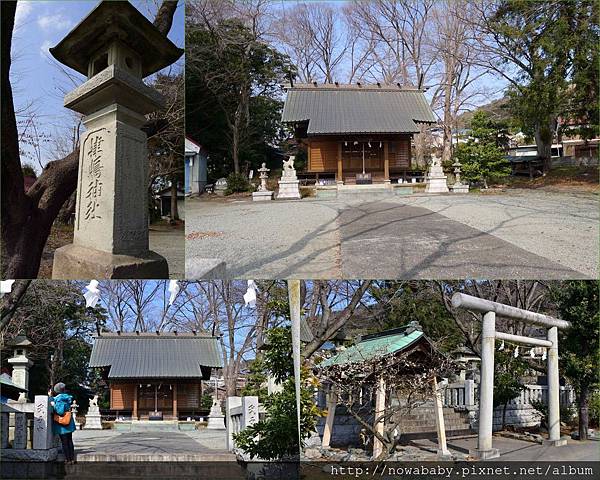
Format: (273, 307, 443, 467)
(441, 380, 576, 430)
(225, 396, 260, 452)
(1, 396, 58, 462)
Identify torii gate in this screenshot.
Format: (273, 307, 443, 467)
(452, 293, 571, 459)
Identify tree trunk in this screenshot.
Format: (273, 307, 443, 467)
(578, 386, 589, 441)
(170, 180, 179, 222)
(534, 119, 553, 175)
(232, 113, 241, 174)
(442, 65, 454, 164)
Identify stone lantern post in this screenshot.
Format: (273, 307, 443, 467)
(50, 1, 183, 279)
(8, 335, 33, 398)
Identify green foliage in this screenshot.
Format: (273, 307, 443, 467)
(186, 19, 293, 179)
(491, 1, 597, 164)
(369, 281, 463, 353)
(531, 400, 576, 428)
(224, 172, 251, 195)
(201, 394, 214, 411)
(21, 162, 37, 178)
(553, 281, 599, 395)
(494, 348, 528, 428)
(241, 357, 269, 402)
(453, 111, 511, 187)
(233, 326, 304, 460)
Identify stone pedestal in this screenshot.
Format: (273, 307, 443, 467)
(252, 191, 273, 201)
(277, 156, 301, 199)
(277, 179, 301, 199)
(49, 2, 183, 279)
(425, 155, 449, 194)
(84, 405, 103, 430)
(206, 400, 225, 430)
(450, 183, 469, 193)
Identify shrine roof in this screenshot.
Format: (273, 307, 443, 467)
(89, 332, 223, 379)
(320, 324, 425, 367)
(282, 84, 436, 135)
(50, 1, 183, 78)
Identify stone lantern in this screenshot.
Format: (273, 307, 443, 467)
(8, 335, 33, 396)
(50, 1, 183, 279)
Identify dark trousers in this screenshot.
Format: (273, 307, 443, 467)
(59, 432, 75, 462)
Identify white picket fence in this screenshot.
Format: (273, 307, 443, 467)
(1, 396, 58, 461)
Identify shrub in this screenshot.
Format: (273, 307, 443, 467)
(589, 391, 600, 427)
(224, 172, 251, 195)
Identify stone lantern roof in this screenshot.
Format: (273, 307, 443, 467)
(10, 335, 32, 348)
(49, 1, 183, 78)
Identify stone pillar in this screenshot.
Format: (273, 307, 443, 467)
(226, 396, 242, 451)
(471, 311, 500, 459)
(545, 327, 567, 446)
(433, 377, 451, 458)
(464, 379, 476, 408)
(241, 396, 259, 428)
(1, 411, 8, 449)
(49, 2, 183, 279)
(133, 384, 138, 420)
(322, 387, 337, 448)
(337, 143, 344, 185)
(172, 384, 178, 419)
(383, 142, 390, 185)
(13, 412, 28, 449)
(372, 376, 386, 459)
(33, 396, 55, 450)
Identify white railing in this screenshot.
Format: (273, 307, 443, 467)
(225, 396, 259, 452)
(1, 396, 58, 461)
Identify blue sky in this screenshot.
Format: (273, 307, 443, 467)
(11, 0, 184, 172)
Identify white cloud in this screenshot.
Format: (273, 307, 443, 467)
(15, 2, 33, 27)
(37, 13, 73, 32)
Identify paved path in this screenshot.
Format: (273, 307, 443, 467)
(186, 190, 598, 279)
(73, 429, 233, 461)
(412, 435, 600, 461)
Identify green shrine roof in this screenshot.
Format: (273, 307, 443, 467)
(89, 332, 223, 379)
(282, 84, 436, 135)
(320, 325, 424, 367)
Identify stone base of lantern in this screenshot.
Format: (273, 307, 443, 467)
(450, 182, 470, 193)
(52, 244, 168, 279)
(277, 179, 301, 200)
(252, 190, 274, 202)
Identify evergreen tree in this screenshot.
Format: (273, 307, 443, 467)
(553, 280, 599, 441)
(453, 111, 511, 188)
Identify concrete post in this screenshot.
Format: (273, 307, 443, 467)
(433, 377, 451, 458)
(471, 311, 500, 459)
(545, 327, 567, 446)
(241, 396, 259, 429)
(464, 379, 475, 408)
(13, 412, 28, 449)
(372, 376, 386, 459)
(33, 396, 55, 450)
(322, 387, 337, 448)
(1, 412, 9, 448)
(225, 396, 241, 451)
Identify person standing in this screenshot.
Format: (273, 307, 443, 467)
(49, 382, 76, 464)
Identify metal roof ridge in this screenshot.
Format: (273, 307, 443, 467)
(283, 83, 423, 92)
(94, 332, 216, 338)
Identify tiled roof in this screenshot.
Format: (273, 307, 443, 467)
(320, 325, 424, 367)
(282, 84, 436, 135)
(89, 333, 223, 379)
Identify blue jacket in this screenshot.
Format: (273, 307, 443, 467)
(51, 393, 76, 435)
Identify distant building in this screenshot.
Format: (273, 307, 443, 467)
(88, 332, 223, 420)
(185, 137, 208, 195)
(156, 185, 185, 220)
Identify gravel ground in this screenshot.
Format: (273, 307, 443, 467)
(185, 190, 598, 279)
(150, 227, 185, 279)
